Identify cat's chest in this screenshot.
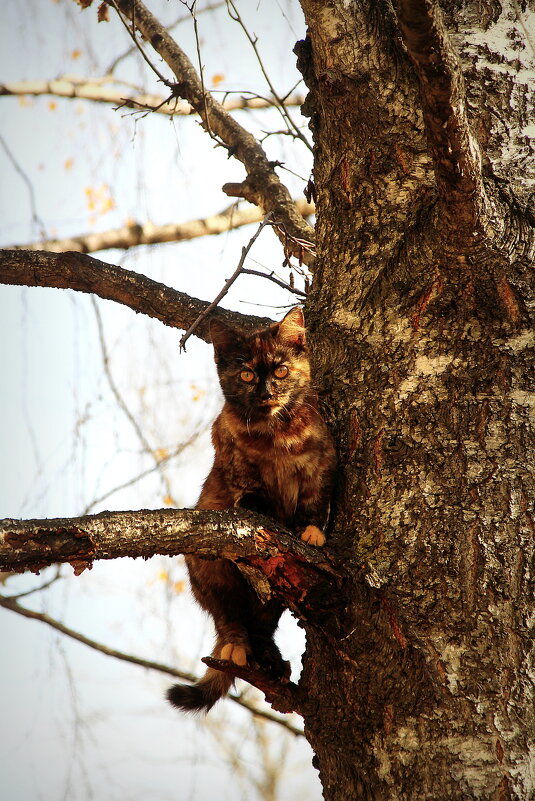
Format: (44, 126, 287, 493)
(244, 436, 315, 514)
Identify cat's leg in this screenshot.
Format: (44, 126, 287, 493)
(248, 599, 290, 679)
(187, 556, 254, 664)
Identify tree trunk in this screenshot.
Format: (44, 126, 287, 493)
(292, 1, 534, 798)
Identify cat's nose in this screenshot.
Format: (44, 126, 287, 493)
(259, 381, 273, 400)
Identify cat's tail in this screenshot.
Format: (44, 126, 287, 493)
(167, 666, 233, 714)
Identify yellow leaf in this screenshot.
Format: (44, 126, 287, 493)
(163, 494, 176, 507)
(211, 73, 225, 86)
(71, 49, 82, 60)
(173, 581, 185, 595)
(154, 448, 169, 463)
(190, 383, 206, 402)
(157, 570, 169, 582)
(48, 100, 57, 111)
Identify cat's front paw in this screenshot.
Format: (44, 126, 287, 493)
(220, 643, 249, 666)
(300, 525, 326, 547)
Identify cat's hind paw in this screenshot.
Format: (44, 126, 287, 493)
(300, 525, 326, 547)
(220, 643, 248, 666)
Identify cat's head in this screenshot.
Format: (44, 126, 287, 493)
(209, 307, 311, 420)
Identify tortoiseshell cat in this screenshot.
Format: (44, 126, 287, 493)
(167, 307, 336, 712)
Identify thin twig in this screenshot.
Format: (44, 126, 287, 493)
(0, 594, 304, 735)
(0, 133, 46, 238)
(241, 268, 306, 297)
(179, 212, 274, 350)
(225, 0, 312, 152)
(183, 0, 217, 144)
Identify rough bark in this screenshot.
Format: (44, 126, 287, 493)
(292, 1, 534, 799)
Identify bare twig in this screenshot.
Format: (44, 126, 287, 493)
(107, 0, 227, 74)
(108, 0, 173, 88)
(82, 429, 204, 515)
(179, 213, 274, 350)
(241, 268, 307, 297)
(225, 0, 312, 152)
(0, 133, 46, 238)
(0, 78, 306, 117)
(0, 594, 303, 734)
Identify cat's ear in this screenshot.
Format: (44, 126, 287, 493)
(209, 319, 245, 363)
(277, 307, 306, 348)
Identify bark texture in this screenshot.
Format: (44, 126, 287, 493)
(293, 1, 534, 799)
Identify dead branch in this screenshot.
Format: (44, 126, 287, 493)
(0, 594, 303, 734)
(202, 656, 300, 715)
(0, 248, 270, 342)
(110, 0, 316, 265)
(6, 199, 314, 255)
(393, 0, 489, 239)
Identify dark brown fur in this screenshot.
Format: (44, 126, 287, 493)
(167, 307, 336, 712)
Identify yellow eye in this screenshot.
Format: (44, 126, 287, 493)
(274, 365, 288, 379)
(240, 369, 255, 383)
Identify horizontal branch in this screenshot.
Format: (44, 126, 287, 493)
(112, 0, 316, 265)
(0, 77, 305, 117)
(7, 199, 314, 255)
(0, 594, 303, 734)
(0, 249, 270, 342)
(393, 0, 488, 237)
(0, 508, 339, 611)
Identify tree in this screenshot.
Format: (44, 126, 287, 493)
(1, 1, 534, 799)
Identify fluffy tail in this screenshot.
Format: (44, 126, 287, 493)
(167, 666, 233, 714)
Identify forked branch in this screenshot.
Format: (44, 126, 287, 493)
(393, 0, 489, 238)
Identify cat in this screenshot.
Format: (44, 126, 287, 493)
(167, 306, 337, 713)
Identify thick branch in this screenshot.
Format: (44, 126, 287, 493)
(0, 78, 305, 117)
(0, 249, 270, 342)
(393, 0, 488, 236)
(0, 507, 339, 613)
(112, 0, 315, 265)
(6, 199, 314, 255)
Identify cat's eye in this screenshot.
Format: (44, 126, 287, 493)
(274, 365, 288, 379)
(240, 369, 255, 383)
